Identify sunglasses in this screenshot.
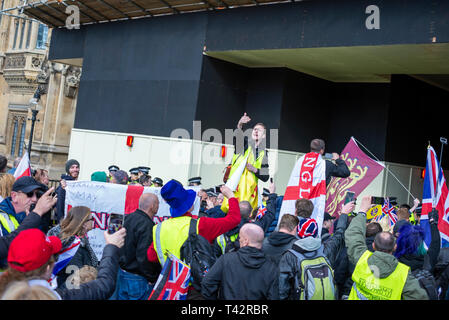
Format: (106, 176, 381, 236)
(18, 191, 37, 198)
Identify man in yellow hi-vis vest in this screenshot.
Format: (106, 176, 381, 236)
(345, 195, 428, 300)
(222, 113, 269, 213)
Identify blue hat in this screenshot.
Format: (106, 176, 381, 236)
(161, 180, 197, 218)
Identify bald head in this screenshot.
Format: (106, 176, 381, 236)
(239, 223, 264, 249)
(373, 231, 396, 254)
(139, 193, 159, 217)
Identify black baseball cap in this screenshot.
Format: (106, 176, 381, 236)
(12, 177, 43, 193)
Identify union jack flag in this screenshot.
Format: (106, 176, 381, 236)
(148, 253, 190, 300)
(422, 146, 449, 247)
(255, 206, 267, 220)
(374, 198, 398, 227)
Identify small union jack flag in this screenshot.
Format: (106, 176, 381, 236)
(374, 197, 398, 227)
(149, 253, 190, 300)
(255, 206, 267, 220)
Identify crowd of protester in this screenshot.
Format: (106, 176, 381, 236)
(1, 115, 449, 301)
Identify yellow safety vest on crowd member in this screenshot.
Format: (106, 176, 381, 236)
(216, 232, 239, 255)
(153, 216, 198, 266)
(0, 209, 19, 236)
(348, 250, 409, 300)
(221, 146, 265, 213)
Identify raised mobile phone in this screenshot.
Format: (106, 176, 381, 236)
(108, 213, 124, 234)
(324, 153, 333, 160)
(344, 191, 356, 204)
(371, 196, 385, 205)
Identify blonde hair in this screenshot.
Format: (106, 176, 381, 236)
(0, 255, 57, 296)
(0, 173, 15, 199)
(70, 265, 98, 287)
(1, 281, 59, 300)
(59, 206, 92, 240)
(1, 281, 58, 300)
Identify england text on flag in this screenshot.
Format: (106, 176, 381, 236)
(276, 152, 326, 236)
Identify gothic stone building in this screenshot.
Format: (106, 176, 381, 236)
(0, 0, 81, 179)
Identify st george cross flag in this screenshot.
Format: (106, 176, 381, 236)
(65, 181, 200, 259)
(13, 151, 31, 180)
(148, 253, 191, 300)
(373, 198, 398, 228)
(276, 152, 326, 236)
(422, 146, 449, 247)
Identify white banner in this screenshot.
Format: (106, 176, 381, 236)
(65, 181, 200, 259)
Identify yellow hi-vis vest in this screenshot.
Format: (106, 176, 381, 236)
(221, 146, 265, 213)
(216, 232, 239, 255)
(0, 209, 19, 236)
(153, 216, 198, 266)
(348, 250, 409, 300)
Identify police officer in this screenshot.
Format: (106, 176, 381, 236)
(108, 165, 120, 182)
(129, 168, 140, 184)
(152, 177, 163, 187)
(138, 166, 151, 179)
(188, 177, 202, 187)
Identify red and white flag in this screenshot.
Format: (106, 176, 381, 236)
(65, 181, 201, 259)
(276, 152, 327, 236)
(13, 151, 31, 180)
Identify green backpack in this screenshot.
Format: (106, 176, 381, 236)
(288, 246, 337, 300)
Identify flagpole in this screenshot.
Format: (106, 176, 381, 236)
(438, 137, 447, 183)
(352, 137, 416, 200)
(434, 137, 448, 209)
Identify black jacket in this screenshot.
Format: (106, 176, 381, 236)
(325, 159, 350, 186)
(55, 174, 75, 223)
(56, 244, 120, 300)
(201, 246, 279, 300)
(119, 209, 161, 283)
(0, 212, 42, 267)
(262, 231, 298, 265)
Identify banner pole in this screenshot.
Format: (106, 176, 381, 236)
(352, 137, 416, 200)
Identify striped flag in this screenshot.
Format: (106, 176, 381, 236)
(422, 146, 449, 247)
(276, 152, 326, 236)
(50, 237, 81, 287)
(13, 151, 31, 180)
(148, 253, 191, 300)
(374, 198, 398, 228)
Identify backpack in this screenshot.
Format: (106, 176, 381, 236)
(288, 246, 337, 300)
(412, 268, 439, 300)
(180, 218, 216, 291)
